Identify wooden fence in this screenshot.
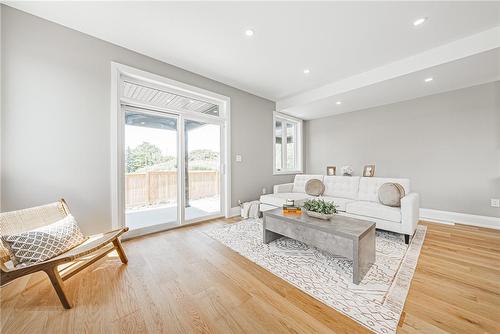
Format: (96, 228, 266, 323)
(125, 170, 219, 208)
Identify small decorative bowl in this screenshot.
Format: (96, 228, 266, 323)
(305, 210, 334, 220)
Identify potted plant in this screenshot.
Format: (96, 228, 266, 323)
(341, 165, 353, 176)
(302, 198, 337, 220)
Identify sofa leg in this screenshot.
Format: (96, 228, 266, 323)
(404, 234, 410, 245)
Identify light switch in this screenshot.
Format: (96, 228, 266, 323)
(491, 199, 500, 208)
(235, 154, 242, 162)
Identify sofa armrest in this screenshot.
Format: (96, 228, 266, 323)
(400, 192, 420, 235)
(273, 183, 294, 193)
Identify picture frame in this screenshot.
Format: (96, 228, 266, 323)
(326, 166, 336, 176)
(363, 165, 375, 177)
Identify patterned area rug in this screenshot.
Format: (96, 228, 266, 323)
(204, 219, 426, 334)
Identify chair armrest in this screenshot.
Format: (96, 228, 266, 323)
(401, 193, 420, 235)
(0, 261, 12, 273)
(273, 183, 294, 193)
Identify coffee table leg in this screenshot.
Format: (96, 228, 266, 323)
(263, 215, 284, 244)
(263, 229, 283, 244)
(353, 227, 376, 284)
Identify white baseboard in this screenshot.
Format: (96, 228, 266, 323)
(227, 206, 241, 218)
(420, 208, 500, 230)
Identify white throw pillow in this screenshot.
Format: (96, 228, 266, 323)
(1, 215, 86, 267)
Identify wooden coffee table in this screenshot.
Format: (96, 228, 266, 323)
(263, 208, 376, 284)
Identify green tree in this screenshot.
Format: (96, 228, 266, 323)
(126, 142, 165, 172)
(188, 149, 219, 161)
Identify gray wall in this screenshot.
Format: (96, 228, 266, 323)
(1, 6, 293, 234)
(305, 81, 500, 218)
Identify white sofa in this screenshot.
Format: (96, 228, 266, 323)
(260, 175, 420, 243)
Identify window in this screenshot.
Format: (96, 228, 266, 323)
(273, 112, 303, 174)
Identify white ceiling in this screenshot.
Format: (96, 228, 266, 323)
(285, 48, 500, 120)
(5, 1, 500, 119)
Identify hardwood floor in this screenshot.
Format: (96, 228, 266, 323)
(1, 219, 499, 333)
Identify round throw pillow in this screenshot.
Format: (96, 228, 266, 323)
(305, 179, 325, 196)
(378, 183, 405, 207)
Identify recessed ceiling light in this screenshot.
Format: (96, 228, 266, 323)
(245, 29, 254, 37)
(303, 69, 310, 74)
(336, 101, 342, 105)
(413, 17, 427, 26)
(424, 77, 433, 82)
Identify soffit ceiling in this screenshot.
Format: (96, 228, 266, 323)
(122, 80, 219, 116)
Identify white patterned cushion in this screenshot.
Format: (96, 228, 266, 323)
(346, 201, 402, 222)
(321, 196, 355, 212)
(1, 215, 85, 266)
(323, 176, 360, 199)
(260, 192, 313, 207)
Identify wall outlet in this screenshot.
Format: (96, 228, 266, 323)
(235, 154, 242, 162)
(262, 187, 267, 194)
(491, 199, 500, 208)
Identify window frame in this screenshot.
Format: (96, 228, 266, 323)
(273, 111, 303, 175)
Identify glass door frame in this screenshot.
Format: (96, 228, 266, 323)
(120, 106, 226, 239)
(111, 62, 231, 239)
(122, 106, 181, 239)
(180, 113, 225, 225)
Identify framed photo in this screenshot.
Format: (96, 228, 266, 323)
(363, 165, 375, 177)
(326, 166, 336, 176)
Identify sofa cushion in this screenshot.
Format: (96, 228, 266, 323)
(346, 201, 401, 223)
(323, 176, 360, 199)
(358, 177, 410, 202)
(260, 192, 311, 208)
(293, 175, 324, 193)
(321, 196, 355, 212)
(305, 179, 324, 196)
(378, 183, 405, 207)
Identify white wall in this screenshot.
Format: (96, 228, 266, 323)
(0, 6, 293, 234)
(305, 82, 500, 218)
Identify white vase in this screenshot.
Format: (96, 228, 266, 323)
(305, 210, 334, 220)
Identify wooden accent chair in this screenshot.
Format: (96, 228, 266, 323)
(0, 199, 129, 309)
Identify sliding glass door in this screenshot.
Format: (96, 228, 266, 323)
(123, 108, 223, 237)
(124, 109, 179, 236)
(184, 119, 221, 222)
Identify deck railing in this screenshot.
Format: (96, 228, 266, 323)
(125, 170, 219, 208)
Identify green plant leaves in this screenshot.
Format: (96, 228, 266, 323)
(302, 198, 337, 214)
